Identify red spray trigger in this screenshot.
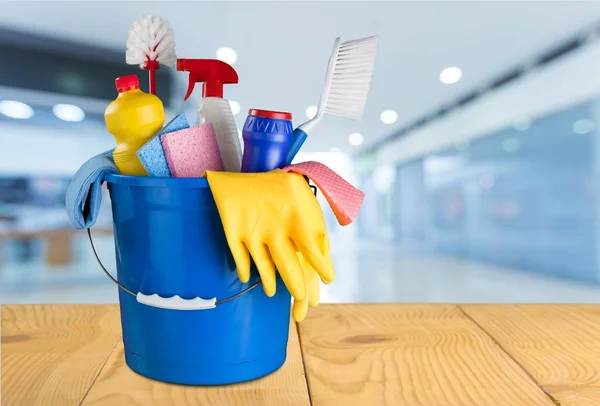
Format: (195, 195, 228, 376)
(176, 59, 238, 101)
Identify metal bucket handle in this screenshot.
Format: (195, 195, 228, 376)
(88, 178, 317, 311)
(87, 228, 261, 310)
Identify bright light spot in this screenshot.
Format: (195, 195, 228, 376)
(454, 141, 469, 151)
(0, 100, 34, 119)
(573, 119, 596, 135)
(52, 103, 85, 122)
(439, 67, 462, 84)
(216, 47, 237, 65)
(229, 100, 240, 116)
(380, 110, 398, 124)
(513, 116, 532, 131)
(329, 147, 341, 153)
(348, 133, 363, 146)
(479, 174, 495, 189)
(503, 138, 521, 153)
(305, 105, 318, 119)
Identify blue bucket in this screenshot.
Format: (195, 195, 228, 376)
(95, 174, 292, 385)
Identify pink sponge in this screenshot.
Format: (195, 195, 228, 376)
(161, 123, 224, 177)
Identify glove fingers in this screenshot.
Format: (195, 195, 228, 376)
(230, 240, 251, 283)
(297, 253, 320, 315)
(293, 226, 335, 284)
(209, 192, 251, 284)
(321, 232, 334, 271)
(222, 211, 251, 283)
(247, 241, 277, 297)
(292, 295, 309, 322)
(299, 253, 321, 308)
(293, 251, 310, 321)
(270, 237, 306, 301)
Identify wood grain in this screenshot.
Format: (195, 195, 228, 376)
(1, 305, 121, 406)
(461, 304, 600, 406)
(298, 303, 555, 406)
(80, 320, 310, 406)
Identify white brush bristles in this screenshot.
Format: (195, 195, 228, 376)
(126, 15, 177, 68)
(323, 35, 379, 121)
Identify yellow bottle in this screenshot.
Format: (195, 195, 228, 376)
(104, 74, 166, 176)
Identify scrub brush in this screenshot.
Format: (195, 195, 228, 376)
(126, 15, 177, 95)
(285, 35, 379, 164)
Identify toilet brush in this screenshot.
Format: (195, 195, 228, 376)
(126, 15, 177, 95)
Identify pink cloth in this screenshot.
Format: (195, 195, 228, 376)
(283, 161, 364, 226)
(161, 123, 224, 178)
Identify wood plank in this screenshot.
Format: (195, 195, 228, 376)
(1, 305, 121, 406)
(298, 303, 555, 406)
(461, 304, 600, 406)
(80, 320, 310, 406)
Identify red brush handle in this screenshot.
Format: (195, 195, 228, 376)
(144, 60, 160, 95)
(149, 69, 156, 95)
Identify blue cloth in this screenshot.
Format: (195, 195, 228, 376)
(65, 149, 118, 229)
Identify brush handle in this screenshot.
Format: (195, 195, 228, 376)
(285, 128, 308, 165)
(149, 69, 156, 95)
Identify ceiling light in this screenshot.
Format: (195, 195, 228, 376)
(216, 47, 237, 65)
(439, 67, 462, 84)
(513, 116, 532, 131)
(305, 105, 318, 119)
(52, 103, 85, 122)
(503, 138, 521, 153)
(348, 133, 363, 146)
(0, 100, 34, 119)
(229, 100, 240, 116)
(380, 110, 398, 124)
(572, 119, 595, 135)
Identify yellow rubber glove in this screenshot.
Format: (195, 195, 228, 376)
(205, 170, 335, 305)
(292, 252, 322, 322)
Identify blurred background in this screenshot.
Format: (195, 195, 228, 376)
(2, 1, 600, 304)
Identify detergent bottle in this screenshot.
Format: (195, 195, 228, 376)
(177, 59, 242, 172)
(105, 74, 166, 176)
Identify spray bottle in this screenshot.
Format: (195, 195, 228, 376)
(177, 59, 242, 172)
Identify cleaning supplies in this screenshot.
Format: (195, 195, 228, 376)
(162, 123, 224, 177)
(65, 150, 118, 229)
(283, 161, 364, 226)
(204, 169, 335, 310)
(177, 59, 242, 172)
(241, 109, 294, 172)
(126, 15, 177, 95)
(137, 114, 190, 177)
(285, 35, 379, 165)
(105, 74, 166, 176)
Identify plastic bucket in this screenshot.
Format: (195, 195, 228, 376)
(100, 174, 291, 385)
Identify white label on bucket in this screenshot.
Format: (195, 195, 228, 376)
(136, 293, 217, 310)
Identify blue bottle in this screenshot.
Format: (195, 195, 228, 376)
(241, 109, 294, 172)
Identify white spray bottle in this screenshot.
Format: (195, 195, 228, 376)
(177, 58, 242, 172)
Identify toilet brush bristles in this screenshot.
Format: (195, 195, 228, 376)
(126, 15, 176, 95)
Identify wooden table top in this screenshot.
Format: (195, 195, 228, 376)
(2, 304, 600, 405)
